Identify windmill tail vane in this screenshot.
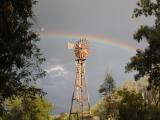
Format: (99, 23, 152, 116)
(68, 42, 75, 49)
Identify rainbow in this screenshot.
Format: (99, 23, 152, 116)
(40, 32, 138, 53)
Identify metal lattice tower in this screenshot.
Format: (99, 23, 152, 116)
(69, 39, 91, 120)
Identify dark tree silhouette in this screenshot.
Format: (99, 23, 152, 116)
(98, 73, 115, 96)
(126, 0, 160, 90)
(0, 0, 45, 115)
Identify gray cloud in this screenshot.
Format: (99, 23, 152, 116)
(45, 65, 68, 77)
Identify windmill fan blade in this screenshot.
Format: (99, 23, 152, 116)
(68, 42, 75, 49)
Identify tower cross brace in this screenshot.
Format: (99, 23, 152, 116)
(69, 39, 91, 120)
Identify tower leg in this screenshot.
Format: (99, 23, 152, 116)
(69, 60, 90, 120)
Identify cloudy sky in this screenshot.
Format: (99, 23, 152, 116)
(33, 0, 153, 114)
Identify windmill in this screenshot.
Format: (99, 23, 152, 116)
(68, 39, 91, 120)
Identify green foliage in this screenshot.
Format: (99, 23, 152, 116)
(118, 89, 144, 120)
(92, 95, 119, 120)
(54, 113, 69, 120)
(93, 88, 145, 120)
(118, 88, 160, 120)
(1, 95, 53, 120)
(98, 73, 115, 96)
(95, 73, 116, 119)
(93, 78, 160, 120)
(0, 0, 45, 115)
(91, 99, 107, 119)
(125, 1, 160, 114)
(126, 0, 160, 90)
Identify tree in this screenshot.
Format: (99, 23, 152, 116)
(118, 88, 145, 120)
(92, 74, 118, 120)
(125, 0, 160, 91)
(118, 79, 160, 120)
(54, 113, 68, 120)
(125, 0, 160, 109)
(91, 98, 108, 120)
(93, 78, 160, 120)
(0, 0, 45, 115)
(1, 95, 53, 120)
(98, 73, 115, 96)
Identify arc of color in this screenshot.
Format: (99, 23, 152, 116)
(40, 32, 138, 53)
